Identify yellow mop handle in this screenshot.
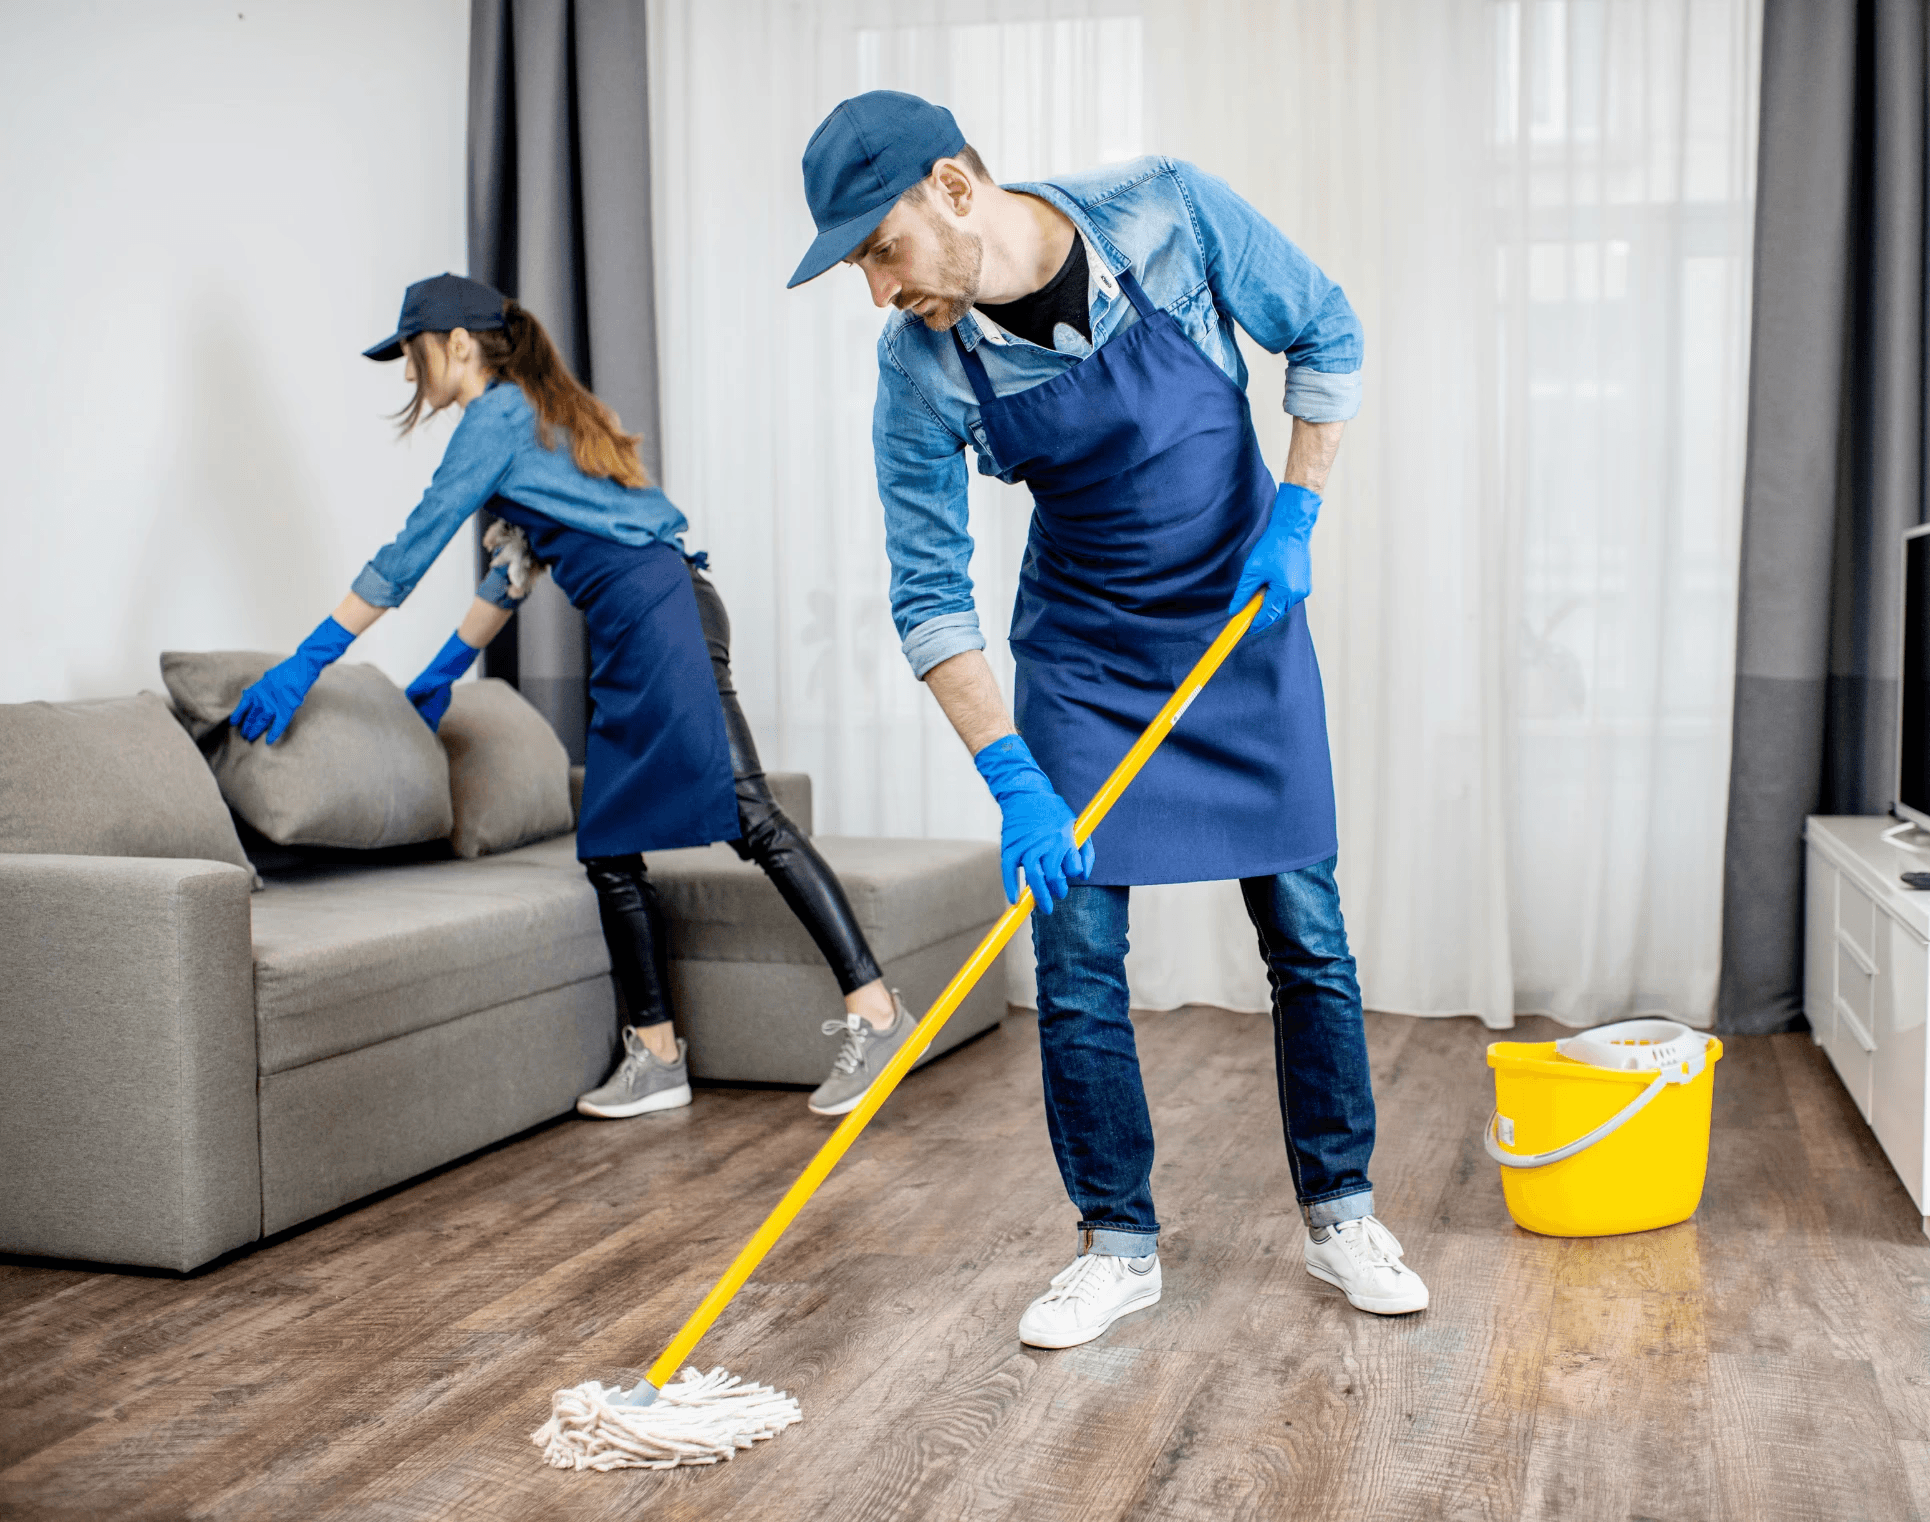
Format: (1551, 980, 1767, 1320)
(640, 592, 1264, 1392)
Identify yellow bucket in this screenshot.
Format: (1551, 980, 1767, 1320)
(1485, 1019, 1722, 1237)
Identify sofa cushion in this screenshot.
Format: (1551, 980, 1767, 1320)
(440, 679, 573, 858)
(767, 772, 812, 835)
(0, 693, 251, 870)
(473, 831, 999, 964)
(162, 652, 453, 850)
(246, 825, 1000, 1076)
(472, 831, 1005, 1085)
(642, 835, 1003, 966)
(248, 849, 608, 1074)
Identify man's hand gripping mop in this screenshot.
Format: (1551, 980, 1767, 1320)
(532, 593, 1268, 1472)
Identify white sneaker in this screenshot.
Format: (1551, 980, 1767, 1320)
(1017, 1252, 1162, 1349)
(1303, 1216, 1429, 1315)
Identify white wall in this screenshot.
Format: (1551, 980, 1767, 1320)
(0, 0, 472, 704)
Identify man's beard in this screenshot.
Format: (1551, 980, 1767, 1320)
(896, 212, 983, 331)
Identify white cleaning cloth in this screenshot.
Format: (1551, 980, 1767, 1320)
(532, 1366, 802, 1471)
(483, 519, 548, 601)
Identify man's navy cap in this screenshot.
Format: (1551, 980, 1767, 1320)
(788, 91, 967, 289)
(363, 273, 508, 360)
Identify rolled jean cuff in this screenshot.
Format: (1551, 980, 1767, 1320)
(1081, 1225, 1158, 1258)
(1303, 1189, 1374, 1228)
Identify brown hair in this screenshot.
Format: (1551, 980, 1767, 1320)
(394, 301, 648, 487)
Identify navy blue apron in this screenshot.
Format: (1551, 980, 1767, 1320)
(487, 498, 738, 860)
(951, 267, 1336, 885)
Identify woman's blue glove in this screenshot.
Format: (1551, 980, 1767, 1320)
(231, 616, 357, 744)
(1228, 482, 1321, 634)
(973, 734, 1096, 915)
(405, 630, 483, 732)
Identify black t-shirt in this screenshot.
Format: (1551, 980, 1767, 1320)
(976, 235, 1091, 349)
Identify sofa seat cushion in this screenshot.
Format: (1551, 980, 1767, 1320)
(461, 831, 1002, 965)
(249, 848, 607, 1075)
(643, 836, 1003, 966)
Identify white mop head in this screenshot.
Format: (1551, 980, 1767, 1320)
(531, 1366, 802, 1471)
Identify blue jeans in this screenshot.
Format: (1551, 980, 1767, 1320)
(1030, 856, 1376, 1257)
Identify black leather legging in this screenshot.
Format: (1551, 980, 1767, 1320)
(583, 562, 883, 1029)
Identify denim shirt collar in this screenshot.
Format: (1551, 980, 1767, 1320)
(954, 182, 1130, 354)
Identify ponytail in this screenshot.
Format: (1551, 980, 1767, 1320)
(394, 300, 649, 488)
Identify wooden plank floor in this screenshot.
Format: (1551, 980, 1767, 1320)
(4, 1009, 1929, 1522)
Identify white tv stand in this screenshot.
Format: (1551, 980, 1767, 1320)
(1804, 816, 1930, 1237)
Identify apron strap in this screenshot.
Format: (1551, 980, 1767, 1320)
(949, 325, 999, 408)
(1113, 265, 1157, 319)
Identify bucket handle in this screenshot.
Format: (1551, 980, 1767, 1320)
(1484, 1051, 1706, 1170)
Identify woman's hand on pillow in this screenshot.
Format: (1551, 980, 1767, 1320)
(231, 617, 356, 744)
(405, 630, 484, 733)
(407, 680, 457, 731)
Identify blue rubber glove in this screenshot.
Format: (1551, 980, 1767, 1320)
(405, 630, 483, 732)
(230, 616, 356, 744)
(973, 734, 1096, 915)
(1228, 482, 1321, 634)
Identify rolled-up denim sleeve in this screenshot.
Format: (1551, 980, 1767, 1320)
(351, 406, 515, 608)
(875, 337, 983, 679)
(1174, 161, 1363, 423)
(902, 611, 986, 677)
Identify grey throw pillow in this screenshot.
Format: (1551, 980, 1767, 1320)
(439, 678, 574, 858)
(0, 692, 252, 870)
(161, 652, 453, 849)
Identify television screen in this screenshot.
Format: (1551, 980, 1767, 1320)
(1901, 528, 1930, 830)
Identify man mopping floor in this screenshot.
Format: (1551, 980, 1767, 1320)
(788, 91, 1429, 1346)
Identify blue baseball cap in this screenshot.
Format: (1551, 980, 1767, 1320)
(788, 91, 967, 289)
(363, 273, 508, 360)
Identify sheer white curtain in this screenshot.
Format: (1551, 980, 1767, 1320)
(649, 0, 1760, 1026)
(1139, 0, 1759, 1026)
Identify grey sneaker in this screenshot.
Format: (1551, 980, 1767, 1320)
(576, 1027, 693, 1119)
(808, 991, 918, 1116)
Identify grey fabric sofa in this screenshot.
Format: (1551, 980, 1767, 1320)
(1, 771, 1007, 1273)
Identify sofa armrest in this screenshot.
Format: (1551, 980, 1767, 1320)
(0, 854, 260, 1270)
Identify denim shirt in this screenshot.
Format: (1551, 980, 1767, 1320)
(874, 156, 1363, 678)
(351, 380, 689, 611)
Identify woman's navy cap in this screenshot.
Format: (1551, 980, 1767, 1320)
(363, 273, 508, 360)
(788, 91, 967, 289)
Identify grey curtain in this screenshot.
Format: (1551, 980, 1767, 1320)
(467, 0, 663, 762)
(1718, 0, 1928, 1033)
